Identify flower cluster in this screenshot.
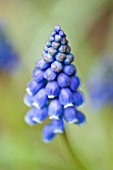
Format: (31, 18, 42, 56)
(24, 25, 85, 143)
(0, 26, 19, 73)
(87, 53, 113, 109)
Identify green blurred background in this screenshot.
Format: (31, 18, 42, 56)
(0, 0, 113, 170)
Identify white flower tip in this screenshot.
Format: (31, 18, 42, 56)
(26, 88, 33, 96)
(68, 118, 78, 124)
(23, 97, 31, 107)
(53, 129, 63, 134)
(48, 95, 55, 99)
(49, 115, 59, 120)
(32, 117, 42, 124)
(32, 102, 41, 109)
(64, 103, 73, 108)
(42, 139, 51, 143)
(24, 117, 33, 126)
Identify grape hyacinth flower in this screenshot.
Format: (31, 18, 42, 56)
(86, 53, 113, 110)
(24, 25, 86, 143)
(0, 26, 19, 73)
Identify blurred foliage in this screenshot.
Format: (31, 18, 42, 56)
(0, 0, 113, 170)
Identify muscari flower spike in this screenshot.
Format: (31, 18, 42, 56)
(24, 25, 86, 143)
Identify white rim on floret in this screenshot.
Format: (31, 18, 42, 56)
(32, 117, 42, 124)
(23, 97, 32, 107)
(53, 129, 63, 133)
(49, 115, 59, 120)
(68, 118, 78, 124)
(32, 102, 41, 109)
(64, 103, 73, 108)
(48, 95, 55, 99)
(26, 87, 33, 96)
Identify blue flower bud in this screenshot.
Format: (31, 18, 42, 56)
(48, 99, 63, 119)
(52, 42, 60, 49)
(59, 45, 67, 53)
(49, 35, 55, 42)
(43, 44, 48, 52)
(24, 107, 37, 126)
(61, 37, 68, 45)
(55, 53, 66, 62)
(24, 93, 34, 107)
(64, 53, 74, 64)
(44, 68, 57, 81)
(33, 88, 48, 108)
(45, 81, 60, 98)
(57, 73, 70, 88)
(48, 47, 57, 56)
(26, 79, 45, 96)
(42, 124, 55, 143)
(66, 46, 71, 54)
(46, 41, 51, 47)
(59, 88, 73, 107)
(51, 119, 64, 133)
(63, 64, 76, 76)
(55, 34, 62, 42)
(70, 76, 80, 91)
(36, 59, 50, 70)
(32, 106, 48, 124)
(41, 50, 47, 57)
(63, 106, 77, 124)
(43, 53, 54, 63)
(59, 31, 66, 37)
(54, 25, 61, 33)
(32, 68, 44, 82)
(73, 91, 84, 106)
(74, 111, 86, 125)
(51, 31, 56, 36)
(51, 61, 63, 73)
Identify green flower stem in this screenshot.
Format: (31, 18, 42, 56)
(62, 129, 87, 170)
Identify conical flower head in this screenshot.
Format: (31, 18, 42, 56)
(24, 25, 86, 143)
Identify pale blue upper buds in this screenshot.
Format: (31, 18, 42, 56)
(35, 59, 50, 70)
(44, 68, 57, 81)
(43, 53, 54, 63)
(54, 25, 61, 33)
(51, 61, 63, 73)
(64, 53, 74, 64)
(52, 42, 60, 49)
(55, 53, 66, 62)
(48, 47, 57, 56)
